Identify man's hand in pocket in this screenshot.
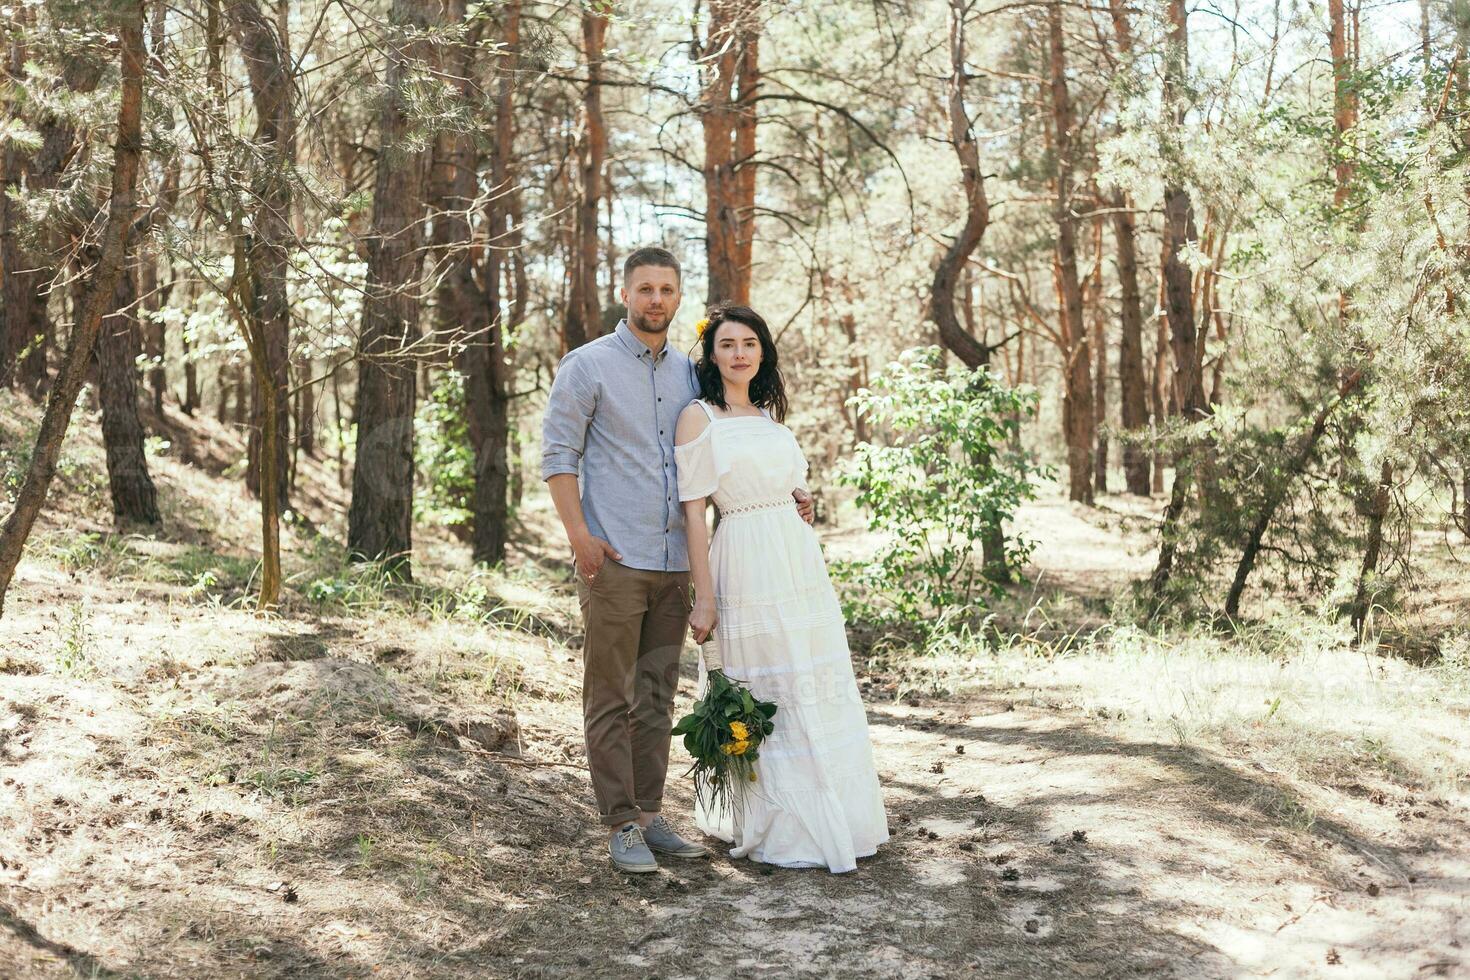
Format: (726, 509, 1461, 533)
(573, 532, 621, 580)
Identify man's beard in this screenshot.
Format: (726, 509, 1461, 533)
(629, 309, 672, 334)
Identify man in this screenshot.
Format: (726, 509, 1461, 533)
(541, 246, 813, 873)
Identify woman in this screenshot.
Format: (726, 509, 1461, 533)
(674, 303, 888, 873)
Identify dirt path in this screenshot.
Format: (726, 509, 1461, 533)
(465, 692, 1468, 979)
(3, 587, 1465, 979)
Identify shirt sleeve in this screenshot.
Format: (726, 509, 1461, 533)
(675, 431, 720, 501)
(540, 354, 597, 481)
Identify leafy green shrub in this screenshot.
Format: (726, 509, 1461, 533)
(414, 371, 475, 532)
(835, 347, 1046, 632)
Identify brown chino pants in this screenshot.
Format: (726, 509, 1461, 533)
(576, 559, 691, 827)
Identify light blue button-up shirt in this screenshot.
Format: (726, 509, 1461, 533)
(541, 320, 701, 572)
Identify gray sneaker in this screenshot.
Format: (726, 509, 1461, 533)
(642, 814, 709, 858)
(609, 822, 658, 874)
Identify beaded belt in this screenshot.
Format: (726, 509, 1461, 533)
(720, 496, 796, 519)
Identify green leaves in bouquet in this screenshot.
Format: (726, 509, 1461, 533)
(671, 670, 779, 812)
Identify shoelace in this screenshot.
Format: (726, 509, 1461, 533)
(617, 823, 646, 851)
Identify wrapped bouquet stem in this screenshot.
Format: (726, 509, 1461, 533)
(671, 630, 778, 813)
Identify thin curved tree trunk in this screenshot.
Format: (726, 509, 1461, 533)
(0, 0, 146, 616)
(928, 0, 993, 372)
(1225, 368, 1364, 618)
(929, 0, 1006, 575)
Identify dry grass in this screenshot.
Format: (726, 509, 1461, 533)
(879, 616, 1470, 804)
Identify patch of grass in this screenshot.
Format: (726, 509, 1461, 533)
(53, 602, 96, 677)
(157, 546, 257, 591)
(297, 555, 564, 641)
(356, 832, 376, 868)
(872, 612, 1470, 800)
(1260, 788, 1318, 832)
(35, 531, 121, 572)
(234, 718, 322, 805)
(244, 765, 318, 803)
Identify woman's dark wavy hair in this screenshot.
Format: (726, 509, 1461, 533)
(694, 303, 789, 422)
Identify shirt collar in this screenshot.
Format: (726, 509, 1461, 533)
(614, 319, 669, 362)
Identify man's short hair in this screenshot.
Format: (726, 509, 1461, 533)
(623, 246, 681, 284)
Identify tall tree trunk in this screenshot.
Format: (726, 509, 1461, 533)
(1329, 0, 1383, 633)
(1161, 0, 1206, 424)
(139, 250, 168, 416)
(180, 279, 201, 415)
(0, 0, 146, 616)
(92, 254, 160, 524)
(231, 362, 248, 426)
(434, 0, 515, 566)
(1047, 1, 1094, 505)
(347, 0, 439, 577)
(1148, 0, 1209, 602)
(1151, 264, 1169, 493)
(469, 0, 522, 565)
(841, 277, 868, 445)
(228, 0, 295, 515)
(1106, 0, 1150, 496)
(1113, 189, 1150, 495)
(296, 359, 315, 456)
(1090, 218, 1108, 494)
(698, 0, 760, 305)
(565, 7, 607, 348)
(139, 0, 176, 420)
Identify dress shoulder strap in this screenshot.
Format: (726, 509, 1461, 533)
(758, 405, 772, 419)
(693, 398, 717, 421)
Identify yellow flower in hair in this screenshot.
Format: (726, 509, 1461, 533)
(695, 316, 711, 337)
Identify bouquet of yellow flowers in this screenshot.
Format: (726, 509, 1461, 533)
(670, 637, 778, 813)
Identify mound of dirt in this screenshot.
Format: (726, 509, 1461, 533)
(187, 657, 521, 753)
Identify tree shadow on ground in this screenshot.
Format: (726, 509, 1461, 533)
(864, 704, 1419, 882)
(1, 901, 126, 979)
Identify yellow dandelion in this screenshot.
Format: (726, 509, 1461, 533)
(729, 721, 749, 741)
(695, 316, 711, 337)
(721, 742, 737, 755)
(731, 739, 750, 756)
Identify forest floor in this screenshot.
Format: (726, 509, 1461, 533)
(1, 391, 1468, 979)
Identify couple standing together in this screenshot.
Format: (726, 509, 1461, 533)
(541, 246, 889, 874)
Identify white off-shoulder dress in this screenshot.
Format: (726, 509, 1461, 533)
(675, 399, 888, 873)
